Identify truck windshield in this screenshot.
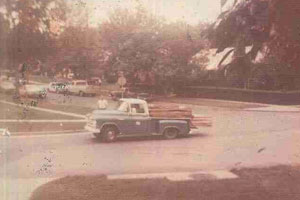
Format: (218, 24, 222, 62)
(117, 101, 129, 112)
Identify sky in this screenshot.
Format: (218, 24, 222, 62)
(70, 0, 222, 26)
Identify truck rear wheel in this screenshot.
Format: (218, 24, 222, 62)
(102, 126, 118, 142)
(163, 128, 179, 140)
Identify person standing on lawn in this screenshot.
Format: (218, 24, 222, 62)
(98, 95, 108, 110)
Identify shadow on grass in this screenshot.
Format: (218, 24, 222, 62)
(30, 165, 300, 200)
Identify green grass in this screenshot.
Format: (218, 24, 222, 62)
(29, 75, 53, 84)
(30, 165, 300, 200)
(37, 102, 94, 115)
(0, 122, 85, 134)
(100, 83, 122, 91)
(0, 93, 92, 115)
(0, 102, 77, 120)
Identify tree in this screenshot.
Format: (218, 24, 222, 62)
(0, 13, 10, 67)
(209, 0, 300, 89)
(52, 26, 103, 79)
(99, 6, 207, 92)
(1, 0, 67, 66)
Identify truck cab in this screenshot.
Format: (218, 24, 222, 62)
(85, 98, 190, 142)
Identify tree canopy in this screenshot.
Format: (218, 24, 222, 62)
(209, 0, 300, 89)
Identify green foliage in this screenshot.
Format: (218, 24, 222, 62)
(210, 0, 300, 90)
(99, 6, 208, 92)
(1, 0, 67, 65)
(51, 26, 102, 79)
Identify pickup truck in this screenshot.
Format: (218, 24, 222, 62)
(85, 98, 191, 142)
(67, 80, 98, 97)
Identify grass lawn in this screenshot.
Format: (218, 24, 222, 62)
(0, 102, 77, 120)
(30, 165, 300, 200)
(0, 121, 85, 135)
(29, 75, 53, 84)
(37, 102, 94, 115)
(0, 93, 93, 115)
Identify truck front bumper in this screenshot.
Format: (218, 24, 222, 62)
(84, 125, 100, 133)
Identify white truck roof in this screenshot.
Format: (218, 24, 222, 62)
(120, 98, 147, 104)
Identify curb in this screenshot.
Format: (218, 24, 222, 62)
(243, 105, 300, 113)
(0, 119, 87, 123)
(107, 170, 238, 182)
(1, 129, 88, 137)
(156, 97, 300, 108)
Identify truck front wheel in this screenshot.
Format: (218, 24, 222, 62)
(163, 128, 179, 140)
(102, 126, 118, 142)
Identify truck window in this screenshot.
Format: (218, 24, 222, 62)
(131, 104, 145, 114)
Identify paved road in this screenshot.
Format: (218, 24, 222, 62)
(1, 104, 300, 180)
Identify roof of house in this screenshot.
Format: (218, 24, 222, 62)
(193, 46, 253, 70)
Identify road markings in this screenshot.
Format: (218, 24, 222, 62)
(107, 170, 238, 182)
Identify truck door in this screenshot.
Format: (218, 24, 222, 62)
(126, 103, 149, 135)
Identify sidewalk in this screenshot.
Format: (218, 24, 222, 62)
(1, 178, 56, 200)
(154, 97, 300, 112)
(153, 97, 269, 109)
(244, 105, 300, 112)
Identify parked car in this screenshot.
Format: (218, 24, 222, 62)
(85, 98, 191, 142)
(48, 82, 69, 94)
(19, 84, 47, 98)
(66, 80, 98, 97)
(0, 80, 16, 93)
(88, 77, 102, 86)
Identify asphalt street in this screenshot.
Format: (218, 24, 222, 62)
(1, 103, 300, 180)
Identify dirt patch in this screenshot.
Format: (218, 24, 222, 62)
(30, 165, 300, 200)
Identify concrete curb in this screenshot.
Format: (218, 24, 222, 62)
(158, 97, 300, 107)
(155, 97, 300, 112)
(3, 129, 88, 137)
(0, 119, 87, 123)
(244, 105, 300, 112)
(107, 170, 238, 182)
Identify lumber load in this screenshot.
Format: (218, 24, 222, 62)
(148, 103, 212, 128)
(149, 103, 192, 119)
(191, 115, 212, 127)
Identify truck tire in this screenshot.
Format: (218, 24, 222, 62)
(102, 126, 118, 143)
(163, 128, 179, 140)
